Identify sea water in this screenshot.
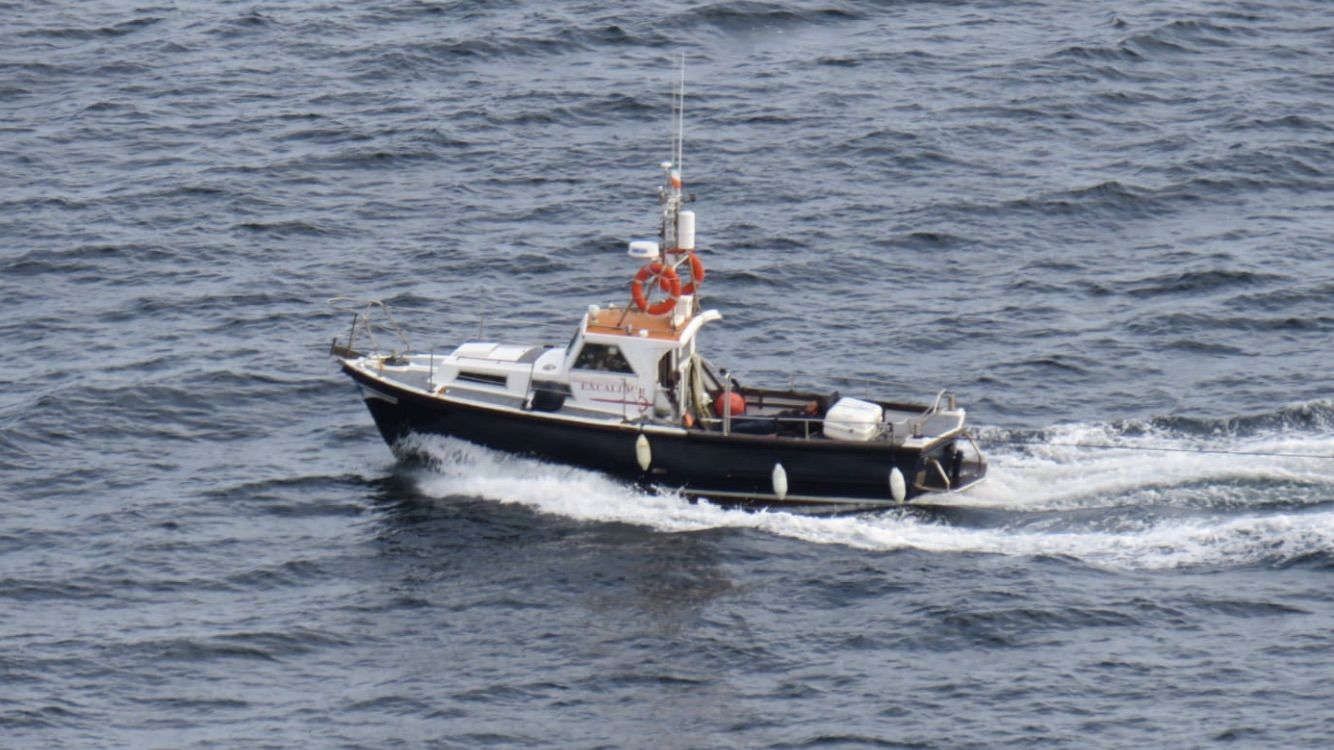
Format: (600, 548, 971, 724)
(4, 1, 1333, 747)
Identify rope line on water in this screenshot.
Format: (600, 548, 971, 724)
(982, 436, 1334, 460)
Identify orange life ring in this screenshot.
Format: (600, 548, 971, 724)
(676, 251, 705, 295)
(631, 262, 681, 315)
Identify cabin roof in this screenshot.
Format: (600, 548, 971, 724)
(584, 306, 691, 342)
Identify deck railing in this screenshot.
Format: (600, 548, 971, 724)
(328, 298, 412, 360)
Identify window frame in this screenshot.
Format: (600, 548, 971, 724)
(571, 343, 636, 374)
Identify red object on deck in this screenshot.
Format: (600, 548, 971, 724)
(713, 391, 746, 417)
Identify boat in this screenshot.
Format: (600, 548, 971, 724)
(330, 77, 987, 511)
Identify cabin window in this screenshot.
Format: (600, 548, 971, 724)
(456, 371, 508, 387)
(572, 343, 634, 374)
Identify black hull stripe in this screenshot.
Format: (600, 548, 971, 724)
(342, 363, 974, 504)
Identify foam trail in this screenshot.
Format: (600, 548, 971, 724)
(398, 433, 1334, 571)
(959, 422, 1334, 511)
(839, 509, 1334, 570)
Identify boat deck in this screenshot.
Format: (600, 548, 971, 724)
(352, 354, 966, 448)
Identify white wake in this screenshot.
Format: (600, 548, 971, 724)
(396, 425, 1334, 571)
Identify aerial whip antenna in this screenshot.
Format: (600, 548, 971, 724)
(675, 54, 685, 172)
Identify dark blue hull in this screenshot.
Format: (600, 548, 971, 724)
(343, 364, 979, 507)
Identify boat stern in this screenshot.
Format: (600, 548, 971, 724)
(912, 432, 988, 497)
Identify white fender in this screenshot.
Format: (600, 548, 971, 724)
(635, 434, 651, 471)
(772, 462, 788, 501)
(889, 467, 907, 504)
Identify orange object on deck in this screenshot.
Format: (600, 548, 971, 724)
(713, 391, 746, 417)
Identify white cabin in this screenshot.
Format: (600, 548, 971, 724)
(426, 297, 720, 423)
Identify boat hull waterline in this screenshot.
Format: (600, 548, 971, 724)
(342, 362, 986, 510)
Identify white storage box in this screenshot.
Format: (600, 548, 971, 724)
(822, 397, 884, 442)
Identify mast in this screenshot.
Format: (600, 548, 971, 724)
(627, 55, 701, 323)
(660, 55, 693, 259)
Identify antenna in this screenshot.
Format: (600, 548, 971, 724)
(677, 54, 686, 171)
(671, 53, 685, 172)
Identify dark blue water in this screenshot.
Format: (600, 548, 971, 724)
(4, 1, 1334, 747)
